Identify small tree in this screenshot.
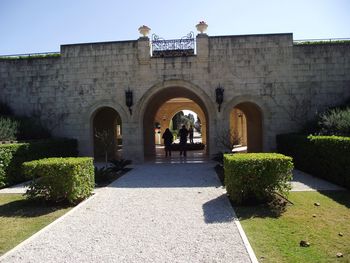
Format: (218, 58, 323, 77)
(216, 128, 241, 153)
(0, 117, 19, 141)
(95, 129, 114, 163)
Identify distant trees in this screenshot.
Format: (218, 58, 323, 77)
(171, 111, 196, 130)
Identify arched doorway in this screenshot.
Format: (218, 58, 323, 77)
(230, 102, 263, 152)
(92, 107, 122, 161)
(142, 86, 209, 159)
(153, 99, 207, 146)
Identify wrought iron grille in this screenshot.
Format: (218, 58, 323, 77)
(151, 32, 195, 57)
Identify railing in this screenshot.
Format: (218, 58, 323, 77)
(0, 51, 60, 59)
(151, 32, 195, 57)
(293, 38, 350, 45)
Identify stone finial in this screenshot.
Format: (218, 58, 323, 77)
(196, 21, 208, 34)
(138, 25, 151, 37)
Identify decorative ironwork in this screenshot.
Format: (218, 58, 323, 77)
(151, 32, 195, 57)
(293, 38, 350, 45)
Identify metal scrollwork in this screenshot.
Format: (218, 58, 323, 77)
(151, 32, 195, 57)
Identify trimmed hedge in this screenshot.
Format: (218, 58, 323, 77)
(277, 134, 350, 189)
(23, 157, 94, 204)
(0, 139, 78, 188)
(224, 153, 293, 204)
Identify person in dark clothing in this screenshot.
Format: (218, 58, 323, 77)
(178, 125, 189, 157)
(162, 128, 173, 157)
(189, 125, 194, 144)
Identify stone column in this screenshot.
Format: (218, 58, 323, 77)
(137, 37, 151, 64)
(196, 34, 209, 61)
(122, 121, 144, 163)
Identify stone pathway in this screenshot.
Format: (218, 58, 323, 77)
(291, 169, 345, 191)
(0, 163, 254, 263)
(1, 168, 343, 195)
(0, 181, 29, 194)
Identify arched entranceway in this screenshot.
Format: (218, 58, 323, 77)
(230, 102, 263, 152)
(142, 86, 210, 159)
(153, 98, 207, 146)
(92, 107, 122, 161)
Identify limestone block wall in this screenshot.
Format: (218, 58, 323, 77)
(0, 33, 349, 162)
(207, 33, 294, 151)
(0, 57, 61, 131)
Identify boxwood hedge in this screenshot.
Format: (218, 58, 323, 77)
(23, 157, 94, 204)
(277, 134, 350, 189)
(224, 153, 293, 204)
(0, 139, 77, 188)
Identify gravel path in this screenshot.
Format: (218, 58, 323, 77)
(0, 163, 252, 263)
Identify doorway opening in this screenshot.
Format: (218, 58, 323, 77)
(229, 102, 263, 152)
(92, 107, 122, 162)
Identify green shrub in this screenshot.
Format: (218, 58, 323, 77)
(277, 134, 350, 189)
(0, 117, 19, 141)
(23, 157, 94, 204)
(94, 166, 114, 185)
(224, 153, 293, 204)
(0, 139, 78, 187)
(108, 159, 132, 173)
(94, 159, 132, 186)
(318, 107, 350, 136)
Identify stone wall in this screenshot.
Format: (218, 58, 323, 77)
(0, 33, 349, 162)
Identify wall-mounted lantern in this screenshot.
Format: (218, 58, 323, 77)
(215, 84, 224, 112)
(125, 88, 133, 115)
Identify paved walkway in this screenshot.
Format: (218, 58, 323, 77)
(0, 163, 253, 263)
(0, 181, 29, 194)
(291, 170, 345, 191)
(1, 168, 344, 195)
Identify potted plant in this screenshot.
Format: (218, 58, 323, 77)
(196, 21, 208, 34)
(138, 25, 151, 37)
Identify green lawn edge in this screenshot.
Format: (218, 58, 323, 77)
(235, 191, 350, 263)
(0, 193, 72, 256)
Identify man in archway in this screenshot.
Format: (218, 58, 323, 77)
(179, 125, 189, 157)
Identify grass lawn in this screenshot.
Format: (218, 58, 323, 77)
(0, 193, 72, 256)
(235, 191, 350, 263)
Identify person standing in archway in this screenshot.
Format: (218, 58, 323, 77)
(189, 125, 194, 144)
(179, 125, 189, 157)
(162, 128, 173, 157)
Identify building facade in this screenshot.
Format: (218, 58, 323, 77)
(1, 31, 349, 162)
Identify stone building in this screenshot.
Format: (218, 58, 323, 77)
(1, 26, 350, 162)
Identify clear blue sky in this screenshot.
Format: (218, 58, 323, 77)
(1, 0, 349, 55)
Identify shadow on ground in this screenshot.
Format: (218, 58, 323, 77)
(202, 194, 237, 224)
(110, 163, 220, 188)
(234, 203, 284, 220)
(0, 199, 70, 218)
(317, 190, 350, 209)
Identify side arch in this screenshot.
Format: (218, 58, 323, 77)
(82, 99, 128, 158)
(223, 95, 270, 152)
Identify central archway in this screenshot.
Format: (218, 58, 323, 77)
(142, 86, 210, 158)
